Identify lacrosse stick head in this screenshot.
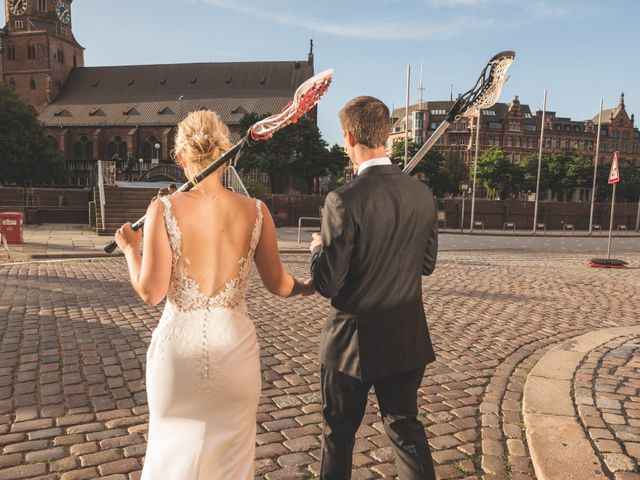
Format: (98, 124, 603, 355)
(452, 50, 515, 120)
(248, 68, 333, 141)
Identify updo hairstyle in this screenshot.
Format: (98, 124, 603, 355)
(172, 110, 233, 171)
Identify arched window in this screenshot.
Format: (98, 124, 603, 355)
(141, 135, 161, 162)
(107, 135, 128, 163)
(7, 45, 16, 60)
(48, 136, 59, 151)
(72, 135, 94, 160)
(30, 78, 36, 90)
(27, 43, 36, 59)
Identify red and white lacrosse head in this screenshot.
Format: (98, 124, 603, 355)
(249, 68, 334, 141)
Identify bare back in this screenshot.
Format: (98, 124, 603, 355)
(159, 188, 262, 310)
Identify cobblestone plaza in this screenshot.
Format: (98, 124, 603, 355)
(1, 249, 639, 479)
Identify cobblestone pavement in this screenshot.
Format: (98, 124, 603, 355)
(0, 251, 639, 479)
(577, 335, 640, 478)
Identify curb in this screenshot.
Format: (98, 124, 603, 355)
(523, 326, 640, 480)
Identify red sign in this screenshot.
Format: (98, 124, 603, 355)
(608, 151, 620, 184)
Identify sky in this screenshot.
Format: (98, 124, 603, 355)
(3, 0, 639, 146)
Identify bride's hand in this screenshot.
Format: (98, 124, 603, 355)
(299, 278, 316, 297)
(115, 222, 142, 255)
(289, 278, 315, 297)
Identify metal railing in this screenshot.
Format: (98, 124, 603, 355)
(223, 166, 249, 197)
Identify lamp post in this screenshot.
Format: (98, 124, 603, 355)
(138, 158, 144, 181)
(154, 143, 161, 165)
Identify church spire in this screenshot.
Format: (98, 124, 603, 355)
(308, 39, 314, 66)
(619, 91, 625, 107)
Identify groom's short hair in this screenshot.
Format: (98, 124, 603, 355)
(339, 96, 391, 149)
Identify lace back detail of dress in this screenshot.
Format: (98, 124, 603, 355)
(159, 196, 263, 312)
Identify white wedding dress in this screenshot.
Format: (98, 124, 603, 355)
(141, 196, 263, 480)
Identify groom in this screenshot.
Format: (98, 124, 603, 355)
(309, 96, 438, 479)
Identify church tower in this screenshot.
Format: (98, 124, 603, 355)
(0, 0, 84, 111)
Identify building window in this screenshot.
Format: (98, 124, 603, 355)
(38, 0, 47, 11)
(488, 122, 501, 130)
(27, 44, 36, 59)
(429, 122, 438, 130)
(30, 78, 36, 90)
(509, 121, 520, 132)
(7, 46, 16, 60)
(61, 27, 67, 36)
(15, 20, 24, 29)
(482, 110, 496, 116)
(524, 124, 536, 132)
(56, 48, 64, 64)
(9, 78, 16, 88)
(107, 136, 128, 163)
(73, 135, 94, 161)
(142, 135, 161, 162)
(622, 143, 627, 153)
(73, 52, 77, 66)
(429, 109, 446, 115)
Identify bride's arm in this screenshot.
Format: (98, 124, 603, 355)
(254, 202, 314, 297)
(115, 200, 172, 305)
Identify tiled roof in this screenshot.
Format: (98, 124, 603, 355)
(39, 61, 314, 127)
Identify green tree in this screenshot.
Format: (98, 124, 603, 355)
(289, 118, 348, 194)
(236, 113, 346, 194)
(475, 148, 523, 199)
(390, 139, 453, 196)
(0, 83, 65, 184)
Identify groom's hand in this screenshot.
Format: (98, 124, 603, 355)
(309, 233, 322, 253)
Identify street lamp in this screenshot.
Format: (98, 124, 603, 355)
(138, 158, 144, 181)
(154, 143, 161, 164)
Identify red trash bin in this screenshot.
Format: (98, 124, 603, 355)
(0, 212, 24, 244)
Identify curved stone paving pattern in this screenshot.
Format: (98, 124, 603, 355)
(0, 251, 638, 479)
(576, 335, 640, 478)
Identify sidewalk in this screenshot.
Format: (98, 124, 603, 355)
(2, 224, 638, 263)
(0, 225, 312, 262)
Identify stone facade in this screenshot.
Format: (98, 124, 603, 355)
(387, 93, 640, 167)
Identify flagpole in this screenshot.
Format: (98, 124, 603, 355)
(532, 89, 547, 233)
(589, 98, 604, 234)
(607, 182, 616, 260)
(404, 64, 411, 169)
(470, 112, 481, 232)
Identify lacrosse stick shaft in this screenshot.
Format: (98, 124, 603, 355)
(103, 140, 244, 253)
(403, 121, 451, 175)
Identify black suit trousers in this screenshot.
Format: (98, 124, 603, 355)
(320, 366, 436, 480)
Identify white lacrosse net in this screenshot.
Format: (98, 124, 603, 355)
(463, 54, 515, 118)
(249, 68, 333, 141)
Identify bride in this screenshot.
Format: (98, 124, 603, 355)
(115, 110, 314, 479)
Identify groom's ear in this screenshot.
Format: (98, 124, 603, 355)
(345, 131, 357, 148)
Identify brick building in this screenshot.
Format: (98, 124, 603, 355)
(387, 93, 640, 168)
(1, 1, 315, 187)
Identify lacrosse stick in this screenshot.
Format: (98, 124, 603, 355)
(403, 51, 515, 175)
(103, 68, 333, 253)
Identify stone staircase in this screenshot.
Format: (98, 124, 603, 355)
(93, 186, 156, 235)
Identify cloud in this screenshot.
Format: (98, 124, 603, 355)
(194, 0, 496, 40)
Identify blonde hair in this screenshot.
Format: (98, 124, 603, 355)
(172, 110, 233, 171)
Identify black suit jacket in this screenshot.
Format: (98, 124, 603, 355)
(310, 164, 438, 382)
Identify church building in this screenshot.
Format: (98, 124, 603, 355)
(1, 0, 315, 187)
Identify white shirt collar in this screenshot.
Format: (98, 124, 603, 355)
(357, 156, 392, 175)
